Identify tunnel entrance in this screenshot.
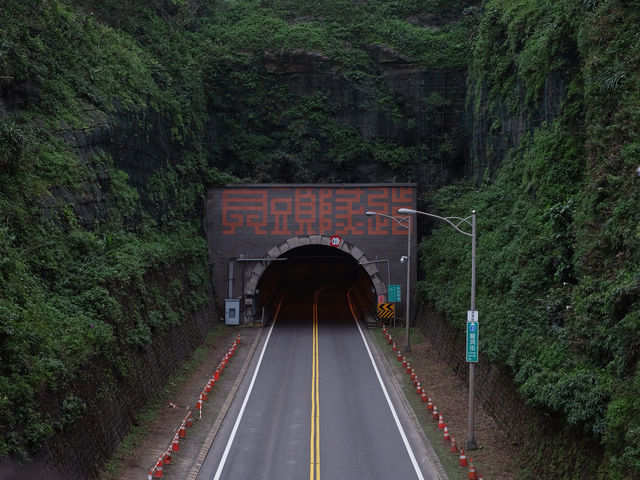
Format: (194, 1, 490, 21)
(208, 184, 417, 324)
(253, 244, 377, 325)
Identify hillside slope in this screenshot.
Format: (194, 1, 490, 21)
(420, 1, 640, 478)
(1, 0, 638, 478)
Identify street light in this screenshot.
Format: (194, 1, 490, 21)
(365, 211, 412, 351)
(398, 207, 478, 451)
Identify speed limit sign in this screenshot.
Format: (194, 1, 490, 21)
(330, 234, 342, 247)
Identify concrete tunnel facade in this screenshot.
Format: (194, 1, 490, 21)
(206, 184, 417, 324)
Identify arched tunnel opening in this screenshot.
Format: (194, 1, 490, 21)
(255, 245, 376, 325)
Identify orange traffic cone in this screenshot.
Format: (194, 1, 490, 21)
(459, 448, 467, 467)
(427, 397, 433, 411)
(201, 388, 208, 401)
(392, 342, 397, 351)
(405, 362, 411, 374)
(468, 457, 477, 479)
(179, 422, 186, 438)
(172, 435, 180, 452)
(432, 405, 438, 421)
(410, 371, 417, 382)
(163, 449, 172, 465)
(388, 335, 393, 344)
(153, 459, 163, 478)
(196, 394, 202, 411)
(443, 425, 450, 443)
(186, 412, 193, 428)
(421, 391, 427, 403)
(397, 352, 402, 362)
(402, 357, 407, 368)
(450, 435, 458, 454)
(438, 414, 445, 430)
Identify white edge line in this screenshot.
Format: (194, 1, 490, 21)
(348, 292, 425, 480)
(212, 316, 277, 480)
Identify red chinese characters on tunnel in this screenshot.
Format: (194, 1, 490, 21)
(220, 186, 413, 236)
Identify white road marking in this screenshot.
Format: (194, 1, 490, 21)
(212, 319, 276, 480)
(348, 293, 425, 480)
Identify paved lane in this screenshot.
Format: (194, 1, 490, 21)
(197, 286, 439, 480)
(317, 287, 424, 479)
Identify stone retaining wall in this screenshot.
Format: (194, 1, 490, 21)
(35, 299, 218, 479)
(414, 300, 533, 446)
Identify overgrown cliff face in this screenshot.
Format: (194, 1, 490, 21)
(208, 46, 468, 187)
(9, 0, 639, 478)
(0, 2, 216, 467)
(0, 0, 477, 471)
(421, 1, 640, 478)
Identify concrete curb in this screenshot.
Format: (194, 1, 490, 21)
(364, 325, 449, 480)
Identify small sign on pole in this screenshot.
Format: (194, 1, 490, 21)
(388, 284, 401, 303)
(466, 310, 479, 363)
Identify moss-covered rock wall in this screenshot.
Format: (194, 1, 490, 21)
(419, 1, 640, 477)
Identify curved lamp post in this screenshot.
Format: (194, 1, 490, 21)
(365, 211, 412, 351)
(398, 207, 478, 451)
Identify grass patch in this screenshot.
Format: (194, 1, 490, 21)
(100, 324, 239, 479)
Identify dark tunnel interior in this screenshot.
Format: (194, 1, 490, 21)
(255, 245, 376, 323)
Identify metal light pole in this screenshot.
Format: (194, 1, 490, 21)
(398, 208, 477, 450)
(365, 211, 412, 351)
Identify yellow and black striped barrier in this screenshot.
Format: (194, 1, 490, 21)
(377, 302, 395, 321)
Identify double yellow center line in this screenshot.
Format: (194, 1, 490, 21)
(310, 292, 320, 480)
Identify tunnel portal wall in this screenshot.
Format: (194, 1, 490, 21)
(206, 184, 417, 323)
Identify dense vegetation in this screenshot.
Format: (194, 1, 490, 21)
(0, 0, 473, 466)
(0, 0, 638, 478)
(0, 2, 214, 462)
(419, 1, 640, 477)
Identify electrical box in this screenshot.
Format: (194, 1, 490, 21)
(225, 298, 240, 325)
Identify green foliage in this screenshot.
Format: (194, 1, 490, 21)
(425, 0, 640, 476)
(2, 0, 637, 476)
(0, 0, 215, 461)
(0, 0, 159, 118)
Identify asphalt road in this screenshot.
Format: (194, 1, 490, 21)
(196, 286, 441, 480)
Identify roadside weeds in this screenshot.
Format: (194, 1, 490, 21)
(375, 326, 519, 480)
